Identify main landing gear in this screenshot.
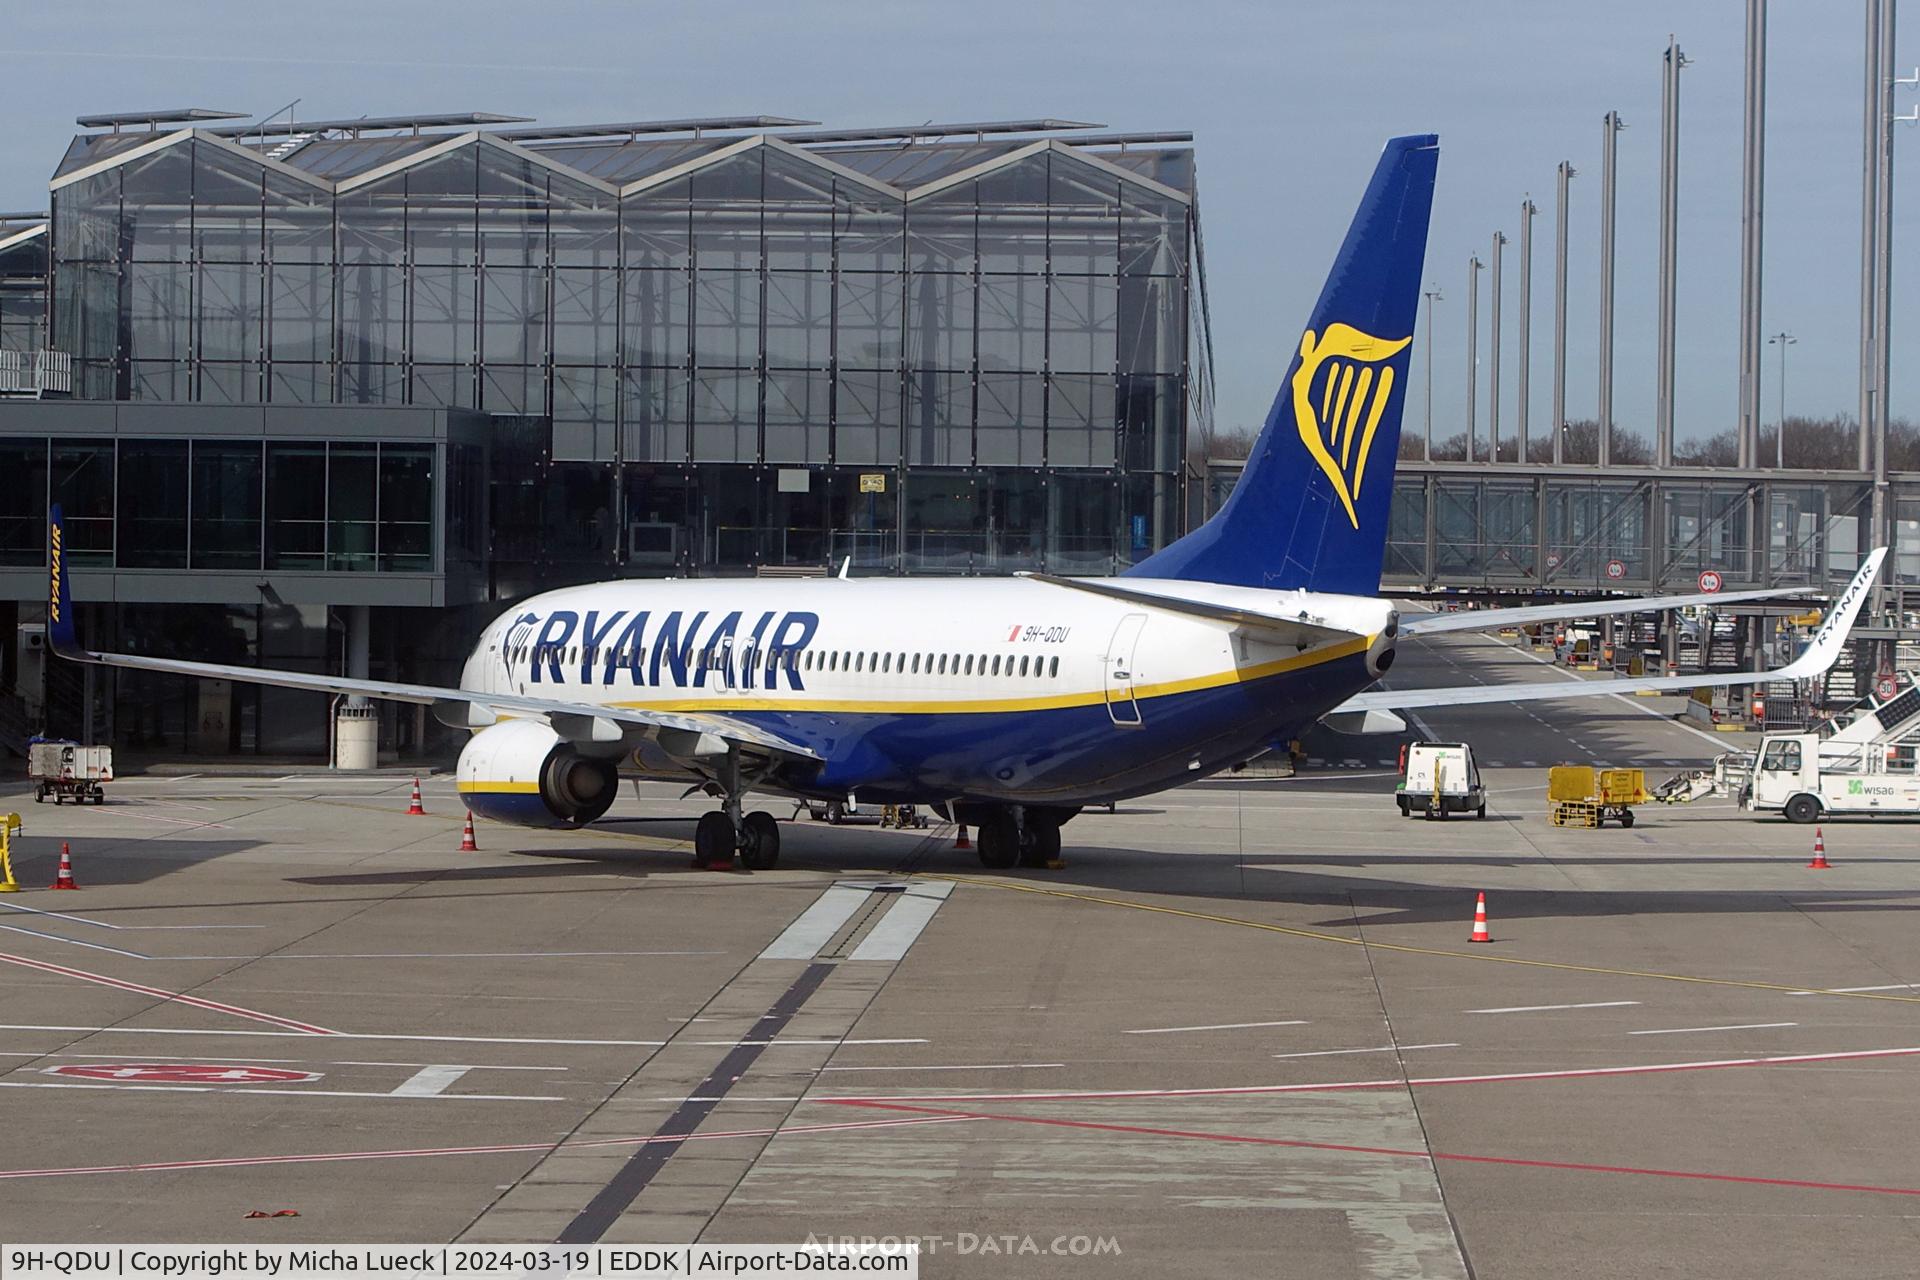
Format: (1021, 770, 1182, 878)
(691, 751, 781, 871)
(971, 806, 1065, 871)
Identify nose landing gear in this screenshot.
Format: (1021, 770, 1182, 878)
(689, 750, 781, 871)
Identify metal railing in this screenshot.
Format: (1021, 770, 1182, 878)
(0, 350, 71, 397)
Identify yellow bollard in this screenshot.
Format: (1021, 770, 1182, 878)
(0, 813, 20, 892)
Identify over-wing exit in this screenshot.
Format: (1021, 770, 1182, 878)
(43, 133, 1886, 873)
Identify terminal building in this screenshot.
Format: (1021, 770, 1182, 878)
(0, 110, 1211, 758)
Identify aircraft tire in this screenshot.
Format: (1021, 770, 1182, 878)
(1019, 822, 1062, 868)
(694, 811, 735, 865)
(741, 811, 780, 869)
(977, 815, 1019, 869)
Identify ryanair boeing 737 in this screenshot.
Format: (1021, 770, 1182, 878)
(44, 134, 1885, 870)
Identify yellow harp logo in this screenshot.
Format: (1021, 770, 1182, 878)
(1290, 323, 1412, 529)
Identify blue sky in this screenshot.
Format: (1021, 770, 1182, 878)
(2, 0, 1912, 443)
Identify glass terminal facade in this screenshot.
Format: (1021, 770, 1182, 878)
(45, 126, 1210, 585)
(0, 116, 1208, 756)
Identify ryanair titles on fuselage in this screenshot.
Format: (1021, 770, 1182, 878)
(504, 607, 821, 691)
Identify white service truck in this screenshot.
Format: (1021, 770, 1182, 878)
(1747, 731, 1920, 823)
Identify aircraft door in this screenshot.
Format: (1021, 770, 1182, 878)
(1104, 613, 1148, 727)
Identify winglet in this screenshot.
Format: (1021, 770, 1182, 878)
(1777, 548, 1886, 679)
(46, 503, 84, 660)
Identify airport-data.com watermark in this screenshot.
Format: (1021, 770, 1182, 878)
(805, 1235, 1121, 1260)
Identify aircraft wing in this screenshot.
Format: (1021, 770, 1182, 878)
(1398, 584, 1804, 637)
(1018, 572, 1361, 649)
(43, 510, 818, 763)
(1340, 549, 1885, 714)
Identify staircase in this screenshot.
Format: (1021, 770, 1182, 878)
(265, 128, 332, 162)
(1821, 642, 1863, 706)
(1704, 620, 1743, 672)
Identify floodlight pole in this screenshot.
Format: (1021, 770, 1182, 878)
(1553, 162, 1575, 464)
(1738, 0, 1767, 471)
(1489, 231, 1506, 462)
(1768, 331, 1796, 467)
(1598, 111, 1625, 468)
(1517, 198, 1536, 464)
(1424, 286, 1444, 461)
(1466, 254, 1482, 463)
(1656, 36, 1689, 468)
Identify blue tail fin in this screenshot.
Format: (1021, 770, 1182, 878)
(1129, 134, 1438, 594)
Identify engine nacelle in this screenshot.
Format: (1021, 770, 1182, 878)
(457, 720, 619, 829)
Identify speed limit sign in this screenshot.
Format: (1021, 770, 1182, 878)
(1877, 675, 1899, 702)
(1604, 559, 1626, 580)
(1698, 570, 1724, 593)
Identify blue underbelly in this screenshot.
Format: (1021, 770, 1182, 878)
(732, 653, 1375, 805)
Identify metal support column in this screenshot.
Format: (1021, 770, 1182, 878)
(1737, 0, 1768, 471)
(1859, 0, 1882, 478)
(1517, 199, 1536, 465)
(1598, 112, 1624, 468)
(1870, 0, 1899, 608)
(1466, 254, 1482, 463)
(1656, 36, 1688, 468)
(1489, 231, 1506, 461)
(1553, 162, 1574, 465)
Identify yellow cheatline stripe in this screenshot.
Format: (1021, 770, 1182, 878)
(457, 781, 540, 793)
(599, 635, 1374, 718)
(918, 874, 1920, 1006)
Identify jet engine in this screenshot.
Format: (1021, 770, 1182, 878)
(455, 720, 619, 828)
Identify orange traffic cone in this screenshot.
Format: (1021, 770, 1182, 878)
(406, 778, 426, 816)
(1808, 827, 1830, 870)
(1468, 892, 1491, 943)
(954, 824, 972, 850)
(459, 811, 478, 852)
(49, 843, 79, 890)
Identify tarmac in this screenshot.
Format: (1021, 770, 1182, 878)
(2, 626, 1919, 1278)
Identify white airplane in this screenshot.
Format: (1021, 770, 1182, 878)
(46, 133, 1884, 871)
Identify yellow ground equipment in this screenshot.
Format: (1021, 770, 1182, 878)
(1548, 766, 1649, 828)
(0, 812, 20, 892)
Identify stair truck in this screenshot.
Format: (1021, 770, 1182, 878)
(1656, 680, 1920, 822)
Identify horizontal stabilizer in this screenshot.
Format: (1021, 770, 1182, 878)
(1342, 549, 1885, 715)
(1401, 584, 1809, 637)
(1020, 573, 1361, 649)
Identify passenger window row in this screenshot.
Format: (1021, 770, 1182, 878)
(497, 644, 1063, 681)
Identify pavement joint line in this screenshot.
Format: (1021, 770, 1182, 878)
(818, 1097, 1920, 1201)
(556, 960, 837, 1244)
(0, 1114, 978, 1182)
(918, 875, 1920, 1005)
(0, 953, 339, 1035)
(0, 1023, 924, 1048)
(796, 1043, 1920, 1105)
